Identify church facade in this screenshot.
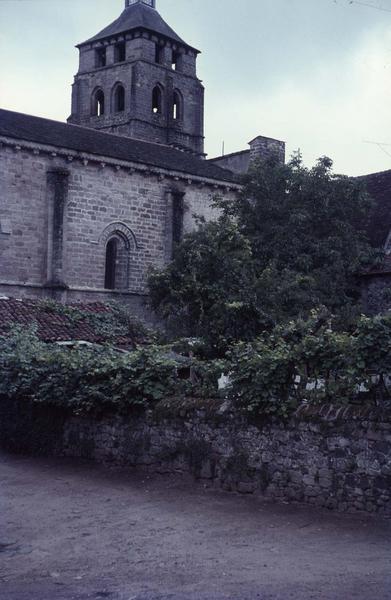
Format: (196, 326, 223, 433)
(4, 0, 388, 317)
(0, 0, 284, 317)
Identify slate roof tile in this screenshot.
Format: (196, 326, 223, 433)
(0, 109, 237, 184)
(80, 3, 198, 52)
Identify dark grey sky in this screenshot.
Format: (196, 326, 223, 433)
(1, 0, 390, 174)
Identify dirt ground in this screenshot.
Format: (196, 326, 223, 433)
(1, 452, 390, 600)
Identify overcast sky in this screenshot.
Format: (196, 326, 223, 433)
(1, 0, 391, 175)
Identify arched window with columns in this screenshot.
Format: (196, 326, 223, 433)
(104, 238, 118, 290)
(92, 89, 105, 117)
(100, 223, 138, 291)
(152, 85, 164, 115)
(104, 233, 130, 290)
(172, 90, 183, 121)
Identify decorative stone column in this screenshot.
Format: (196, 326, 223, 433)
(45, 168, 70, 299)
(164, 190, 185, 263)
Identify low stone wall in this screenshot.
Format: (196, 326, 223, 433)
(1, 397, 390, 516)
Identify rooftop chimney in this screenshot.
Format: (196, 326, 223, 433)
(248, 135, 285, 165)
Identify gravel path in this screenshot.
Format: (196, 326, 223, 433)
(1, 453, 390, 600)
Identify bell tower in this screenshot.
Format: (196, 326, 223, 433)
(126, 0, 156, 7)
(68, 0, 204, 157)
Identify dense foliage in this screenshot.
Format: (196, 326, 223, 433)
(0, 327, 181, 414)
(149, 154, 379, 355)
(227, 311, 391, 416)
(1, 311, 390, 418)
(1, 155, 387, 419)
(149, 215, 272, 355)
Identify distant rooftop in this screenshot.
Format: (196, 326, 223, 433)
(0, 297, 147, 347)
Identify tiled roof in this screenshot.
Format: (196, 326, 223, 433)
(0, 297, 143, 347)
(80, 2, 198, 52)
(208, 150, 250, 163)
(0, 109, 237, 184)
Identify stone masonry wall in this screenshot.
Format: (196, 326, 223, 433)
(209, 136, 286, 176)
(209, 151, 250, 175)
(71, 35, 204, 155)
(0, 140, 234, 306)
(362, 274, 391, 315)
(1, 397, 390, 517)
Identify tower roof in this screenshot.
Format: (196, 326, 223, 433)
(78, 1, 199, 53)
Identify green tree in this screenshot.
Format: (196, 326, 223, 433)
(149, 215, 272, 355)
(219, 153, 376, 321)
(149, 153, 377, 355)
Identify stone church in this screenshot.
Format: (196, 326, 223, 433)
(1, 0, 390, 317)
(0, 0, 284, 317)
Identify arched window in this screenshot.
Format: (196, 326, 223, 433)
(104, 233, 130, 290)
(172, 50, 182, 71)
(155, 43, 164, 64)
(104, 238, 117, 290)
(92, 89, 105, 117)
(114, 42, 126, 63)
(152, 85, 163, 115)
(172, 90, 182, 120)
(95, 47, 106, 68)
(114, 85, 125, 112)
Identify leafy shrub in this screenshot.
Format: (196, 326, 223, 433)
(227, 311, 391, 417)
(148, 215, 273, 357)
(1, 312, 391, 420)
(0, 327, 182, 414)
(149, 155, 380, 356)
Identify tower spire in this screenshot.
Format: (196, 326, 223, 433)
(125, 0, 156, 8)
